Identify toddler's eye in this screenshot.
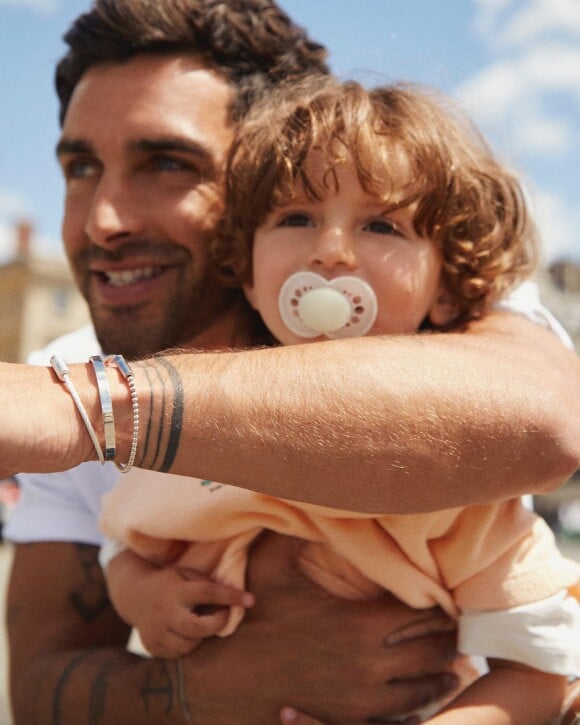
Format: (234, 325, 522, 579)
(364, 219, 401, 236)
(278, 213, 314, 228)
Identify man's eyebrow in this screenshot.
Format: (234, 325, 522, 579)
(55, 138, 93, 158)
(55, 137, 216, 167)
(130, 137, 216, 169)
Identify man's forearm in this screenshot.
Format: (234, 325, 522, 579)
(131, 314, 579, 512)
(8, 543, 190, 724)
(2, 313, 579, 512)
(12, 648, 187, 725)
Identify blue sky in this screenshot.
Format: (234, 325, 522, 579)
(0, 0, 579, 266)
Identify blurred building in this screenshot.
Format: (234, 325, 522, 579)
(537, 261, 580, 350)
(0, 220, 90, 362)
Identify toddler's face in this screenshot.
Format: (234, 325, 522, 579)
(244, 153, 456, 345)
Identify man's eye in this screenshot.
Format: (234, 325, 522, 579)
(278, 213, 314, 228)
(65, 160, 97, 179)
(152, 156, 194, 173)
(364, 219, 401, 236)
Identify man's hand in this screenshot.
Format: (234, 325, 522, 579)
(180, 533, 460, 724)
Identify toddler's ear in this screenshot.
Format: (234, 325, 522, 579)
(428, 286, 459, 327)
(242, 282, 258, 310)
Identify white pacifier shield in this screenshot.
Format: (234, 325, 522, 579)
(278, 271, 378, 339)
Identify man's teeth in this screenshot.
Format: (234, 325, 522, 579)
(105, 267, 160, 286)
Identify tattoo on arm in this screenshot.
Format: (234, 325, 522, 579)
(52, 655, 177, 724)
(138, 358, 184, 473)
(88, 660, 114, 725)
(69, 544, 111, 622)
(157, 357, 183, 472)
(52, 651, 95, 725)
(140, 661, 175, 715)
(138, 363, 165, 471)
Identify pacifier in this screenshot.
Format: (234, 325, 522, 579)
(278, 271, 378, 339)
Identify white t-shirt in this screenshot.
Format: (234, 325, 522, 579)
(5, 284, 574, 545)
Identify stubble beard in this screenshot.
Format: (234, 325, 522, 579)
(73, 240, 235, 359)
(87, 267, 234, 359)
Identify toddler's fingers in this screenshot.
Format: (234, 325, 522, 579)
(182, 580, 255, 609)
(176, 606, 231, 639)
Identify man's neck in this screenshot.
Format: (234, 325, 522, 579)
(181, 296, 263, 352)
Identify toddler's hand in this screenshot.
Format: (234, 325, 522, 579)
(137, 565, 255, 658)
(106, 550, 254, 659)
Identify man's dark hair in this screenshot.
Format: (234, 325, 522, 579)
(55, 0, 329, 125)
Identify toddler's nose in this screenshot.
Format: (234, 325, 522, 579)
(308, 229, 357, 272)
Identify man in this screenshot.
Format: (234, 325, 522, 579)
(4, 1, 579, 723)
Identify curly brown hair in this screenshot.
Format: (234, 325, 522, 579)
(55, 0, 329, 125)
(216, 75, 538, 326)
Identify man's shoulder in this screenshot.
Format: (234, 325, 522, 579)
(497, 281, 574, 349)
(27, 325, 100, 365)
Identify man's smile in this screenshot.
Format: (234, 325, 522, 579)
(87, 261, 181, 307)
(103, 266, 162, 287)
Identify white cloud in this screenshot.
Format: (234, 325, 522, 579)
(456, 61, 522, 124)
(0, 0, 58, 12)
(456, 43, 580, 156)
(496, 0, 580, 47)
(457, 44, 580, 121)
(472, 0, 580, 47)
(517, 116, 572, 154)
(472, 0, 516, 35)
(523, 43, 580, 90)
(464, 1, 580, 266)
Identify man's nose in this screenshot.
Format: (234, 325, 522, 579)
(85, 175, 143, 247)
(308, 228, 358, 272)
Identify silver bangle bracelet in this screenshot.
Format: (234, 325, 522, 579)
(103, 354, 139, 474)
(50, 354, 105, 465)
(89, 355, 116, 461)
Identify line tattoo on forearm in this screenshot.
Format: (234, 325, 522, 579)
(156, 357, 184, 472)
(52, 651, 94, 725)
(139, 358, 184, 472)
(139, 362, 165, 470)
(88, 660, 114, 725)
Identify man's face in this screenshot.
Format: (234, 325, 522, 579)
(57, 54, 236, 357)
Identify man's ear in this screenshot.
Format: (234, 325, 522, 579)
(428, 285, 459, 327)
(242, 282, 258, 310)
